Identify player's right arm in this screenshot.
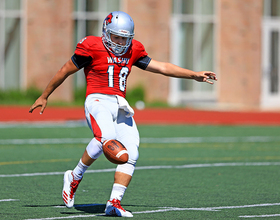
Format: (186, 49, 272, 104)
(29, 59, 79, 114)
(145, 59, 217, 84)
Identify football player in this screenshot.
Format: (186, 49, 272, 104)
(29, 11, 217, 217)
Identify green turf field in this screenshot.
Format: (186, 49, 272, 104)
(0, 123, 280, 219)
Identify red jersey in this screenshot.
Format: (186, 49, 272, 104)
(74, 36, 148, 98)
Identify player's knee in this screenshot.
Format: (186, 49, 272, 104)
(115, 142, 138, 176)
(116, 161, 136, 176)
(119, 139, 139, 161)
(127, 147, 139, 162)
(86, 138, 103, 159)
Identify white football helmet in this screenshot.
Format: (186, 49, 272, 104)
(102, 11, 135, 56)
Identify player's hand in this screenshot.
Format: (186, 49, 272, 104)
(194, 71, 217, 84)
(29, 96, 48, 114)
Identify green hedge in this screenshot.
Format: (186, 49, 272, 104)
(0, 85, 169, 108)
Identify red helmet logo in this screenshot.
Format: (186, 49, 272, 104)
(105, 13, 113, 25)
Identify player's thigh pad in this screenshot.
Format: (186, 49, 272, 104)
(114, 109, 140, 163)
(85, 95, 118, 142)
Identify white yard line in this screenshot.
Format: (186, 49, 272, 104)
(1, 160, 278, 219)
(0, 121, 87, 128)
(25, 214, 103, 220)
(240, 214, 280, 218)
(24, 203, 280, 220)
(0, 138, 91, 145)
(1, 162, 280, 178)
(141, 136, 280, 143)
(1, 136, 280, 145)
(1, 134, 279, 219)
(0, 199, 19, 202)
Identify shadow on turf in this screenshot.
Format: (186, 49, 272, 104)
(74, 203, 133, 213)
(23, 204, 106, 214)
(74, 203, 106, 214)
(24, 204, 106, 216)
(73, 203, 157, 215)
(25, 203, 142, 216)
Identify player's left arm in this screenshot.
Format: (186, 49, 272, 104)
(145, 59, 217, 84)
(29, 59, 79, 114)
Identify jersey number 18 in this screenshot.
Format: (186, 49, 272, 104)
(107, 66, 129, 92)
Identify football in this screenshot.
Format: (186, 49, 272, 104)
(102, 139, 129, 164)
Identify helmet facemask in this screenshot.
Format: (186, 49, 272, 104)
(102, 11, 135, 56)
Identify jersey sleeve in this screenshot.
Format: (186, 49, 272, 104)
(133, 56, 151, 70)
(74, 37, 94, 58)
(71, 54, 93, 69)
(132, 40, 149, 63)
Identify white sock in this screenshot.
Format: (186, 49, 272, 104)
(72, 159, 89, 180)
(109, 183, 127, 201)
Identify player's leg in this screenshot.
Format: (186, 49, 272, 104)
(72, 138, 100, 179)
(62, 138, 100, 208)
(105, 109, 139, 217)
(63, 94, 119, 208)
(114, 108, 139, 186)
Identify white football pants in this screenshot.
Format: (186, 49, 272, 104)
(84, 93, 139, 169)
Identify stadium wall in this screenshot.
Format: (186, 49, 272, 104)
(22, 0, 272, 111)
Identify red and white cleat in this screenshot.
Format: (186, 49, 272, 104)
(105, 199, 133, 217)
(62, 170, 82, 208)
